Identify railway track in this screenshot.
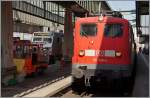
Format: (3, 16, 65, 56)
(52, 87, 94, 97)
(52, 86, 133, 97)
(13, 75, 134, 97)
(52, 80, 134, 97)
(13, 76, 72, 97)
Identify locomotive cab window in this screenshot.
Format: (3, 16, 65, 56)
(104, 24, 123, 37)
(80, 24, 97, 36)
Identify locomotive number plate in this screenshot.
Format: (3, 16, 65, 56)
(85, 50, 95, 56)
(104, 50, 115, 57)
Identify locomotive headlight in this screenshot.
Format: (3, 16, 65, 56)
(115, 51, 122, 57)
(79, 50, 85, 56)
(98, 15, 103, 22)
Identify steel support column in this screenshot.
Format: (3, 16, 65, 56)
(1, 1, 16, 85)
(136, 1, 141, 36)
(57, 3, 60, 26)
(63, 8, 73, 59)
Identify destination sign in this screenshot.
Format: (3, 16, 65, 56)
(34, 32, 51, 36)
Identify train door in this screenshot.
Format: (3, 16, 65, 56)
(13, 40, 35, 75)
(13, 40, 25, 74)
(32, 45, 38, 66)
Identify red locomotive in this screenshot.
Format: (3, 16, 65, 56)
(72, 12, 136, 90)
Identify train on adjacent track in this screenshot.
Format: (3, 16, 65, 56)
(32, 31, 63, 64)
(13, 38, 49, 76)
(71, 11, 136, 90)
(13, 31, 63, 76)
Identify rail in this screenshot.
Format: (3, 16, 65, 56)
(13, 76, 72, 97)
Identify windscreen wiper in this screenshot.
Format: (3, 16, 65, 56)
(82, 32, 88, 38)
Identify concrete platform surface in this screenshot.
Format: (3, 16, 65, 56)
(23, 76, 72, 97)
(132, 53, 149, 97)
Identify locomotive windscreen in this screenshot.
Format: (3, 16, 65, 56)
(80, 24, 97, 36)
(104, 24, 123, 37)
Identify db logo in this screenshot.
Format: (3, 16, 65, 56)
(96, 50, 105, 56)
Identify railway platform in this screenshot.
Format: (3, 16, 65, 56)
(1, 62, 71, 97)
(132, 53, 149, 97)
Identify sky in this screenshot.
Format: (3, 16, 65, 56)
(107, 1, 136, 25)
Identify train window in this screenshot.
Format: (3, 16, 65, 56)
(33, 37, 42, 41)
(104, 24, 123, 37)
(15, 46, 22, 58)
(57, 38, 60, 43)
(80, 24, 97, 36)
(43, 38, 52, 43)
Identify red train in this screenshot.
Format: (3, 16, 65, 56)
(13, 39, 48, 76)
(72, 12, 136, 89)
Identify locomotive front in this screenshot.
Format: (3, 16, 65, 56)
(72, 15, 136, 88)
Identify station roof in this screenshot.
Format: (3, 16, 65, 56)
(103, 1, 112, 11)
(51, 1, 88, 17)
(51, 1, 111, 17)
(136, 1, 149, 39)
